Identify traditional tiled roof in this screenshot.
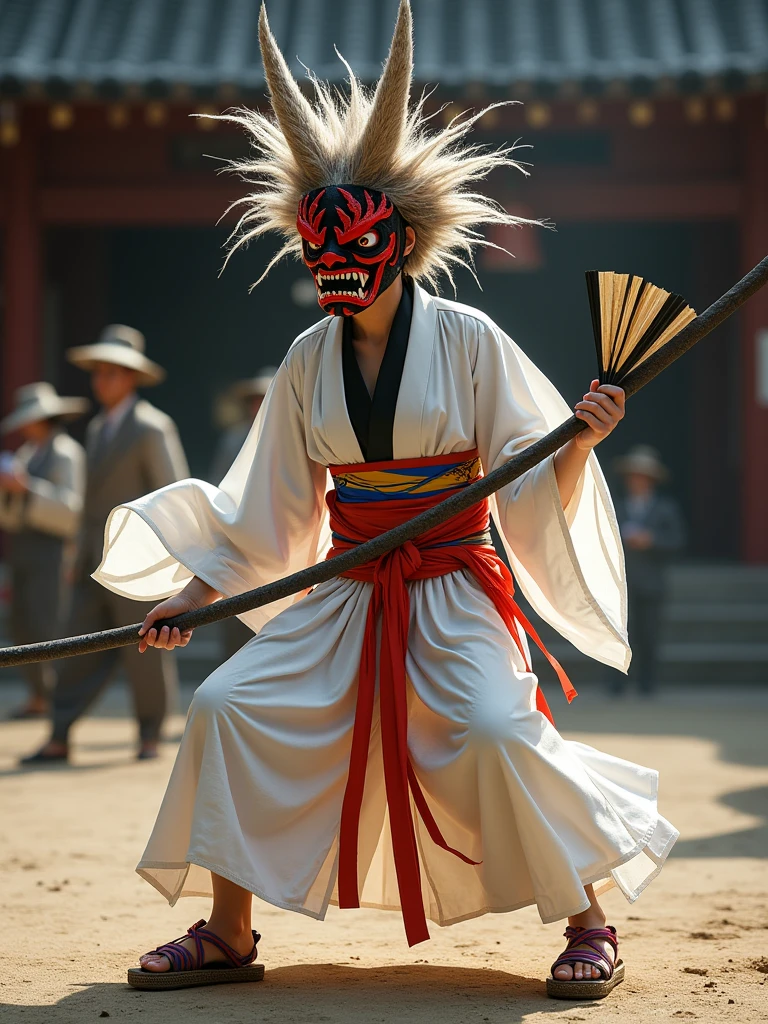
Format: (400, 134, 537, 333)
(0, 0, 766, 97)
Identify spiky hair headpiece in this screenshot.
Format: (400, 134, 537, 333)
(220, 0, 532, 289)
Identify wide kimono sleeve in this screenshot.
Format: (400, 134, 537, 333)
(473, 320, 630, 672)
(92, 351, 330, 633)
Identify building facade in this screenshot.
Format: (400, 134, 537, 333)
(1, 0, 767, 560)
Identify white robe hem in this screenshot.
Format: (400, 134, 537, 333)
(601, 821, 680, 906)
(136, 810, 679, 928)
(136, 859, 333, 922)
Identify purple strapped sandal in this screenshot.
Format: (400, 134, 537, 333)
(546, 924, 624, 1000)
(127, 919, 264, 990)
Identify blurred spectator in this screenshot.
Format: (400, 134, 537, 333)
(612, 445, 686, 697)
(210, 368, 276, 662)
(209, 368, 276, 485)
(0, 384, 88, 719)
(21, 326, 189, 764)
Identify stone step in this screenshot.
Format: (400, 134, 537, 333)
(666, 603, 768, 620)
(662, 624, 768, 644)
(661, 604, 768, 643)
(531, 640, 768, 686)
(666, 565, 768, 603)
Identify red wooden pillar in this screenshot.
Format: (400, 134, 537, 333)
(741, 99, 768, 563)
(2, 116, 42, 417)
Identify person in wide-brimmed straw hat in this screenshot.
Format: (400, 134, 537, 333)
(229, 368, 278, 404)
(0, 383, 88, 719)
(66, 324, 165, 387)
(611, 444, 685, 698)
(21, 324, 189, 766)
(0, 382, 90, 436)
(613, 444, 669, 483)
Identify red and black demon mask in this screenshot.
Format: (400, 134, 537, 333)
(297, 184, 409, 317)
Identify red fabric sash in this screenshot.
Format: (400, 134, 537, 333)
(326, 450, 576, 946)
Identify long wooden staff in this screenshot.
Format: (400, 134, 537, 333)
(1, 255, 767, 669)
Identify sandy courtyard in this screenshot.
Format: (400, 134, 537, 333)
(1, 684, 767, 1023)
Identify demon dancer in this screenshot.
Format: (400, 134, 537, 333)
(94, 1, 677, 999)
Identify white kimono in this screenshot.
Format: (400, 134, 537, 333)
(95, 284, 678, 931)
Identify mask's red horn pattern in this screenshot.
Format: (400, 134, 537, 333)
(335, 188, 392, 245)
(297, 190, 327, 246)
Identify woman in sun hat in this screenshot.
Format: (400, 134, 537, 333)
(0, 383, 88, 719)
(21, 324, 188, 764)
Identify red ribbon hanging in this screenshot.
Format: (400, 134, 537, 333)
(327, 452, 576, 947)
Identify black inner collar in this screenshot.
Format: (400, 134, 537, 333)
(342, 277, 413, 462)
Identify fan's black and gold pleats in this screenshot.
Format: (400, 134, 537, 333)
(586, 271, 696, 386)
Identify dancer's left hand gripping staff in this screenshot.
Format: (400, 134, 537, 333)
(138, 583, 211, 652)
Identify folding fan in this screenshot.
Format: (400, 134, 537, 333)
(586, 271, 697, 387)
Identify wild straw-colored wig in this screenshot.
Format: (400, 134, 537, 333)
(218, 0, 533, 290)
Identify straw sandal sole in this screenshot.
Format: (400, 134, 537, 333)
(127, 963, 265, 990)
(546, 959, 624, 1000)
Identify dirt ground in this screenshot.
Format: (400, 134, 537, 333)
(1, 685, 767, 1024)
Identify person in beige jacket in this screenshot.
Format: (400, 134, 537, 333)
(0, 384, 88, 719)
(21, 325, 189, 764)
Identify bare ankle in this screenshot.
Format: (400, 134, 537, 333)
(569, 907, 607, 928)
(206, 914, 251, 941)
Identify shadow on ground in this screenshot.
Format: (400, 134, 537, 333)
(0, 759, 123, 779)
(559, 691, 768, 770)
(3, 963, 584, 1024)
(671, 785, 768, 858)
(558, 697, 768, 863)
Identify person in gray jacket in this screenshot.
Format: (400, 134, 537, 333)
(612, 445, 686, 696)
(21, 325, 189, 764)
(0, 384, 88, 719)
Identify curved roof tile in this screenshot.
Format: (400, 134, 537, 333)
(0, 0, 765, 92)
